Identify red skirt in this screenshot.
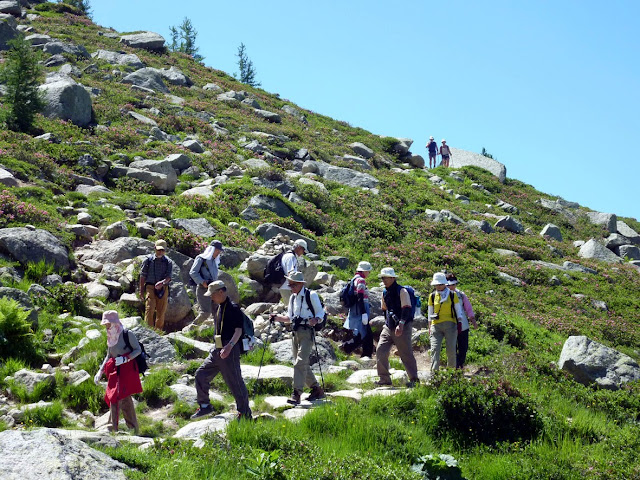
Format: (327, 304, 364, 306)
(104, 357, 143, 406)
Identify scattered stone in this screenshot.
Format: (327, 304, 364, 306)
(494, 216, 524, 233)
(171, 218, 217, 238)
(119, 32, 165, 51)
(496, 271, 525, 286)
(173, 414, 235, 440)
(585, 212, 617, 233)
(449, 147, 507, 183)
(616, 221, 640, 245)
(349, 142, 374, 159)
(578, 239, 623, 264)
(540, 223, 563, 242)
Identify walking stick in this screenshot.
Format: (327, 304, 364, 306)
(312, 329, 326, 395)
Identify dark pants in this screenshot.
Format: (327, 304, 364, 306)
(361, 324, 374, 358)
(456, 328, 469, 368)
(195, 345, 251, 416)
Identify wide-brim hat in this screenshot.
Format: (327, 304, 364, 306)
(431, 272, 448, 286)
(212, 240, 224, 251)
(101, 310, 119, 325)
(441, 139, 446, 143)
(357, 261, 372, 272)
(204, 280, 226, 296)
(293, 239, 308, 252)
(285, 271, 306, 283)
(378, 267, 397, 278)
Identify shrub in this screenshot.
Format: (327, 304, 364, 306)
(483, 314, 526, 348)
(0, 358, 27, 388)
(153, 228, 208, 258)
(57, 373, 105, 414)
(21, 400, 64, 427)
(0, 297, 39, 363)
(430, 370, 543, 445)
(45, 283, 89, 315)
(0, 190, 51, 227)
(24, 259, 56, 282)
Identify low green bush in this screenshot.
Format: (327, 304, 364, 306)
(21, 400, 64, 427)
(24, 259, 56, 282)
(43, 283, 89, 316)
(0, 297, 39, 364)
(0, 358, 27, 388)
(57, 373, 105, 415)
(153, 228, 208, 258)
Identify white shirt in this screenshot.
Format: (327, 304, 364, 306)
(287, 287, 324, 320)
(279, 252, 298, 291)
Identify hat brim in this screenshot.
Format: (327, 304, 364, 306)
(284, 276, 306, 283)
(204, 288, 224, 297)
(378, 274, 397, 278)
(155, 246, 165, 250)
(431, 281, 445, 286)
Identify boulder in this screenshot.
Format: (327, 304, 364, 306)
(102, 221, 129, 240)
(9, 369, 55, 394)
(281, 104, 307, 123)
(391, 138, 413, 156)
(448, 147, 507, 183)
(562, 261, 597, 274)
(173, 414, 234, 440)
(127, 159, 178, 192)
(585, 212, 617, 233)
(315, 161, 378, 189)
(121, 68, 169, 94)
(617, 245, 640, 260)
(349, 142, 374, 159)
(254, 223, 317, 252)
(0, 228, 70, 271)
(0, 167, 18, 187)
(119, 32, 165, 51)
(75, 237, 153, 264)
(156, 66, 192, 87)
(604, 233, 630, 249)
(130, 324, 176, 364)
(241, 364, 294, 384)
(39, 78, 92, 127)
(540, 223, 562, 241)
(616, 221, 640, 245)
(127, 111, 157, 126)
(325, 256, 349, 270)
(497, 271, 525, 286)
(171, 218, 217, 238)
(243, 158, 269, 170)
(181, 186, 215, 197)
(0, 1, 20, 16)
(253, 109, 281, 123)
(203, 83, 223, 92)
(91, 49, 144, 68)
(219, 247, 250, 269)
(164, 153, 192, 171)
(243, 195, 304, 225)
(42, 41, 90, 58)
(342, 155, 371, 170)
(0, 14, 18, 51)
(578, 239, 623, 264)
(494, 216, 524, 233)
(270, 336, 336, 367)
(467, 219, 494, 234)
(558, 336, 640, 390)
(0, 428, 128, 480)
(407, 154, 425, 169)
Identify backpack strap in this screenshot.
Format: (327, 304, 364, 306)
(450, 292, 458, 321)
(122, 329, 133, 353)
(304, 288, 316, 318)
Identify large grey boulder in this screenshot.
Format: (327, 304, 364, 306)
(448, 147, 507, 183)
(254, 223, 316, 252)
(119, 32, 165, 51)
(130, 324, 176, 364)
(173, 414, 235, 440)
(315, 161, 378, 189)
(39, 78, 92, 127)
(171, 218, 217, 238)
(0, 227, 70, 271)
(0, 1, 20, 16)
(467, 219, 494, 234)
(0, 167, 18, 187)
(349, 142, 374, 159)
(0, 428, 128, 480)
(407, 154, 425, 169)
(604, 233, 630, 250)
(244, 195, 305, 225)
(585, 212, 617, 233)
(9, 369, 55, 394)
(155, 66, 192, 87)
(494, 216, 524, 233)
(181, 186, 215, 197)
(281, 104, 307, 123)
(127, 158, 178, 192)
(164, 153, 192, 171)
(558, 336, 640, 390)
(0, 287, 37, 324)
(42, 41, 90, 58)
(219, 247, 250, 269)
(617, 245, 640, 260)
(75, 237, 154, 264)
(578, 239, 623, 264)
(540, 223, 562, 242)
(121, 68, 169, 94)
(253, 109, 281, 123)
(91, 49, 144, 68)
(616, 221, 640, 245)
(0, 15, 18, 50)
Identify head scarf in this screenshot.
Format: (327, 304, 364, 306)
(101, 310, 124, 347)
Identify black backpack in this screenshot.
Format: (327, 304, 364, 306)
(122, 329, 149, 375)
(304, 289, 327, 331)
(263, 251, 285, 285)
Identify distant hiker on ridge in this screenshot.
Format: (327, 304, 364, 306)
(439, 139, 452, 167)
(426, 136, 438, 169)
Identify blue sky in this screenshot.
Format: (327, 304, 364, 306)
(93, 1, 639, 220)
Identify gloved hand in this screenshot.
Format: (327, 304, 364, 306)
(361, 313, 369, 325)
(115, 356, 127, 366)
(93, 370, 103, 385)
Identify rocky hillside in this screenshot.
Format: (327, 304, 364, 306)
(1, 3, 640, 480)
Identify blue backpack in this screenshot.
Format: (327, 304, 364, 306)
(339, 277, 358, 308)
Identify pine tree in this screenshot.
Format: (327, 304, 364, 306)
(59, 0, 92, 18)
(0, 35, 44, 133)
(235, 42, 260, 87)
(168, 17, 204, 63)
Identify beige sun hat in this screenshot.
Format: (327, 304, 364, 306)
(430, 272, 448, 286)
(285, 271, 306, 283)
(357, 261, 372, 272)
(204, 280, 226, 296)
(155, 239, 167, 250)
(378, 267, 397, 278)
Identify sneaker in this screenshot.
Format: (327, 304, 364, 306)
(406, 379, 419, 388)
(308, 386, 325, 401)
(236, 412, 253, 422)
(190, 404, 214, 419)
(287, 389, 302, 405)
(374, 380, 392, 387)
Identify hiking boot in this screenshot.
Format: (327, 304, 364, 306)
(406, 378, 419, 388)
(308, 386, 325, 401)
(190, 404, 214, 419)
(236, 412, 254, 422)
(287, 389, 302, 405)
(374, 380, 392, 387)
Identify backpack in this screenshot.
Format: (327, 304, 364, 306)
(383, 284, 422, 321)
(240, 310, 257, 354)
(122, 329, 149, 375)
(304, 289, 327, 331)
(263, 251, 286, 285)
(339, 277, 358, 309)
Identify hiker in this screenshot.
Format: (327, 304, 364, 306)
(426, 136, 438, 169)
(271, 271, 326, 404)
(94, 310, 142, 434)
(278, 239, 308, 305)
(189, 240, 224, 325)
(439, 139, 452, 167)
(139, 239, 174, 331)
(446, 273, 478, 369)
(191, 281, 252, 420)
(375, 267, 419, 387)
(341, 261, 374, 358)
(427, 272, 464, 373)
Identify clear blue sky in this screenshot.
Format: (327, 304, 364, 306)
(93, 1, 639, 220)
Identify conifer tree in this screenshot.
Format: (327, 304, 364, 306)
(235, 42, 260, 87)
(0, 35, 44, 133)
(59, 0, 92, 18)
(169, 17, 204, 63)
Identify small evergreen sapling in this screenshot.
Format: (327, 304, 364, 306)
(235, 42, 261, 87)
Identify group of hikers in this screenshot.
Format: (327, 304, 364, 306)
(426, 136, 453, 169)
(94, 238, 477, 432)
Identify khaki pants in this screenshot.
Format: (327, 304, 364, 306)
(109, 395, 138, 434)
(292, 327, 319, 392)
(430, 321, 458, 372)
(376, 323, 418, 384)
(145, 284, 168, 331)
(193, 284, 213, 325)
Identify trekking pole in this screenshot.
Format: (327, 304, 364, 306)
(312, 329, 326, 395)
(254, 316, 275, 395)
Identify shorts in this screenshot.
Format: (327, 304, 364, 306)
(429, 152, 437, 159)
(442, 155, 450, 161)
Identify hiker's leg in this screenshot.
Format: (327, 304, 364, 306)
(194, 284, 213, 325)
(430, 323, 445, 372)
(145, 285, 156, 328)
(154, 286, 169, 331)
(395, 323, 418, 381)
(443, 322, 458, 368)
(456, 328, 469, 368)
(362, 324, 374, 358)
(219, 346, 251, 417)
(109, 401, 120, 432)
(293, 328, 317, 390)
(120, 396, 139, 434)
(194, 352, 220, 405)
(376, 325, 394, 384)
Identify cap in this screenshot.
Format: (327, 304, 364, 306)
(378, 267, 397, 278)
(204, 280, 226, 296)
(431, 272, 448, 286)
(446, 273, 458, 285)
(101, 310, 119, 325)
(429, 136, 434, 140)
(357, 261, 372, 272)
(155, 239, 167, 250)
(285, 271, 306, 283)
(212, 240, 224, 251)
(441, 139, 446, 143)
(293, 239, 308, 252)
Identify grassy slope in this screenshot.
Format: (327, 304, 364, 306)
(0, 7, 639, 480)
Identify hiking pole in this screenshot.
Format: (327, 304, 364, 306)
(254, 315, 275, 395)
(312, 329, 326, 395)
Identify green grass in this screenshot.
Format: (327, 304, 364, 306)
(21, 400, 65, 428)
